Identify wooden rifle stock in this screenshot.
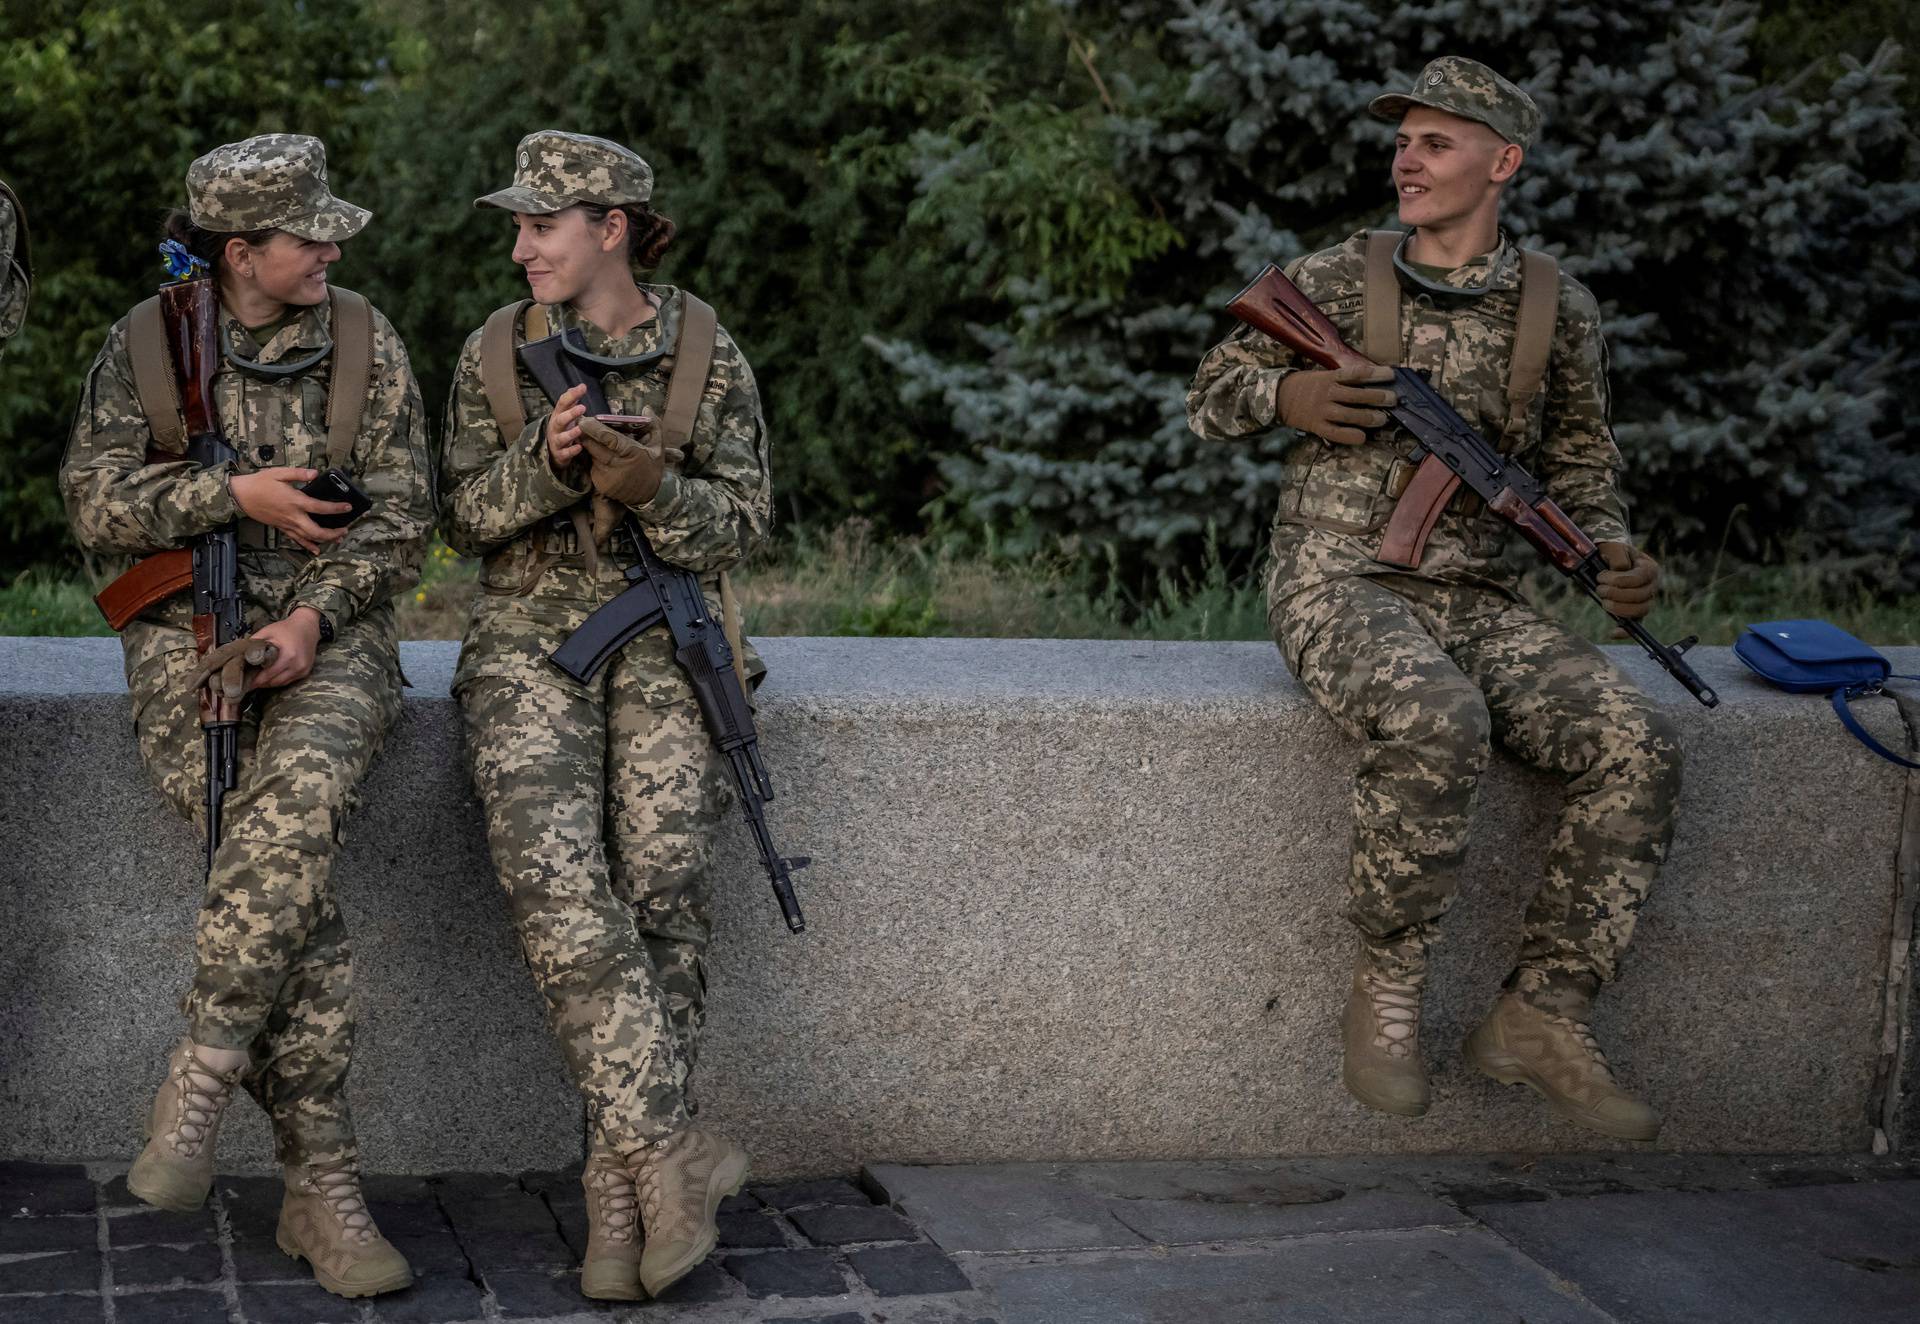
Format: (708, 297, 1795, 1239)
(165, 277, 221, 438)
(1225, 265, 1372, 372)
(1226, 265, 1457, 566)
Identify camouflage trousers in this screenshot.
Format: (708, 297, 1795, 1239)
(459, 653, 731, 1155)
(1271, 572, 1683, 1016)
(130, 617, 403, 1166)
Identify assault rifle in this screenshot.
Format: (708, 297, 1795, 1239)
(521, 331, 810, 933)
(1227, 264, 1719, 709)
(93, 265, 248, 867)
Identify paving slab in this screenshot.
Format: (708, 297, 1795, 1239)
(965, 1227, 1612, 1324)
(0, 1294, 104, 1323)
(867, 1165, 1149, 1253)
(1473, 1179, 1920, 1323)
(113, 1290, 231, 1323)
(870, 1160, 1465, 1252)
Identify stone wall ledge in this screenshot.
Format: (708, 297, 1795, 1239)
(2, 636, 1915, 1176)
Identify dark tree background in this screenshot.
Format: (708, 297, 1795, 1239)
(1, 1, 1913, 579)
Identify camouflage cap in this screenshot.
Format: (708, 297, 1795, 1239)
(1368, 56, 1541, 150)
(474, 131, 653, 214)
(186, 134, 370, 241)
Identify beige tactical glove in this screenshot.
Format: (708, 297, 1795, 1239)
(186, 637, 280, 707)
(577, 416, 684, 549)
(1596, 542, 1660, 620)
(1275, 364, 1398, 445)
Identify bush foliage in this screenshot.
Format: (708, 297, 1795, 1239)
(1, 1, 1913, 580)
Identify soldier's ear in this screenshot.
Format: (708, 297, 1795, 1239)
(1491, 142, 1524, 184)
(224, 235, 256, 278)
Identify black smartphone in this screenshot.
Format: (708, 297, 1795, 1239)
(299, 467, 372, 529)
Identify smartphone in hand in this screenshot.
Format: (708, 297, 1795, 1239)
(299, 468, 372, 529)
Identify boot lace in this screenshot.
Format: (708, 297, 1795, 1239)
(1563, 1018, 1615, 1076)
(1361, 972, 1422, 1059)
(587, 1158, 640, 1245)
(166, 1051, 239, 1157)
(308, 1161, 379, 1245)
(634, 1139, 668, 1225)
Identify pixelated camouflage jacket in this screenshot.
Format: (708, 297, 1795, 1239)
(439, 285, 771, 698)
(1188, 229, 1630, 600)
(0, 189, 27, 355)
(62, 293, 432, 687)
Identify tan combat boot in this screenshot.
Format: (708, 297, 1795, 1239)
(629, 1128, 750, 1299)
(277, 1160, 413, 1298)
(1464, 994, 1662, 1141)
(1342, 949, 1430, 1117)
(126, 1039, 244, 1212)
(580, 1141, 644, 1301)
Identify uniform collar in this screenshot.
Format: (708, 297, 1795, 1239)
(549, 284, 682, 362)
(220, 297, 334, 378)
(1391, 228, 1523, 299)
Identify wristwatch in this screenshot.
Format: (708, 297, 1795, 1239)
(313, 611, 335, 646)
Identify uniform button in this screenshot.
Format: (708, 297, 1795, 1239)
(259, 444, 276, 461)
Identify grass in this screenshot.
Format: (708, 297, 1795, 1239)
(6, 524, 1918, 647)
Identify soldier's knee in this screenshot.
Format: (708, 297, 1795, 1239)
(1379, 679, 1492, 769)
(1599, 700, 1684, 793)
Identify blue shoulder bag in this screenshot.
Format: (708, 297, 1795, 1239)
(1733, 619, 1920, 769)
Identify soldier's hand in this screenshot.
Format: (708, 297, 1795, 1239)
(249, 608, 324, 689)
(546, 383, 590, 469)
(1596, 541, 1660, 625)
(187, 636, 280, 708)
(578, 416, 682, 510)
(229, 468, 353, 555)
(1276, 364, 1398, 446)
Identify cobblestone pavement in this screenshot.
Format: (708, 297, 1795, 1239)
(0, 1163, 994, 1323)
(2, 1154, 1916, 1322)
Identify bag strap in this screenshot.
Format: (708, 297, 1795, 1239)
(661, 293, 716, 452)
(127, 295, 187, 455)
(1363, 229, 1400, 365)
(1833, 684, 1920, 770)
(656, 292, 741, 666)
(324, 287, 373, 470)
(1505, 249, 1559, 441)
(479, 299, 532, 440)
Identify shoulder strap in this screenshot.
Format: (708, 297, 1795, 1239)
(661, 293, 717, 453)
(1833, 685, 1920, 770)
(1363, 230, 1401, 365)
(479, 299, 533, 440)
(324, 287, 373, 470)
(1504, 249, 1559, 440)
(127, 295, 187, 456)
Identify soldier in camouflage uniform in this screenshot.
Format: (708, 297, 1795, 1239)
(60, 135, 429, 1297)
(0, 178, 29, 355)
(1189, 59, 1680, 1141)
(441, 131, 764, 1302)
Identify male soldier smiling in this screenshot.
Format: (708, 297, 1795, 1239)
(1188, 58, 1679, 1140)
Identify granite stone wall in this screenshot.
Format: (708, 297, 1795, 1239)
(2, 637, 1913, 1177)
